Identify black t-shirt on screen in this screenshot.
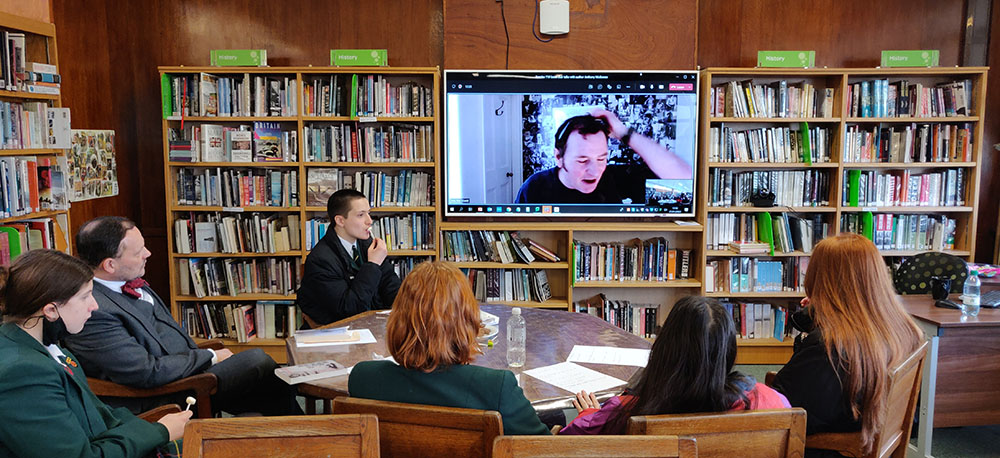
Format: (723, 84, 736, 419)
(515, 165, 648, 204)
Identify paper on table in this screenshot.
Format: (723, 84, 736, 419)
(566, 345, 650, 367)
(296, 329, 377, 347)
(523, 362, 626, 394)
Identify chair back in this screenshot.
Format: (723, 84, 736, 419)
(806, 340, 928, 458)
(627, 408, 805, 458)
(492, 435, 697, 458)
(87, 372, 217, 419)
(182, 414, 379, 458)
(333, 397, 503, 458)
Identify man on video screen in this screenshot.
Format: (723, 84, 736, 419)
(515, 109, 692, 204)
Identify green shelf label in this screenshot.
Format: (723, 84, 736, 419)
(880, 50, 939, 67)
(757, 51, 815, 68)
(332, 49, 388, 67)
(210, 49, 267, 67)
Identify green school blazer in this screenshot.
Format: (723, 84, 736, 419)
(0, 323, 169, 458)
(349, 360, 551, 435)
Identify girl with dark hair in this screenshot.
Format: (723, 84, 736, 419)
(559, 296, 789, 435)
(0, 250, 190, 457)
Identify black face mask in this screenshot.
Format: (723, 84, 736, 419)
(41, 316, 69, 346)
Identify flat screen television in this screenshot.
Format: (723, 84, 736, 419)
(444, 70, 699, 218)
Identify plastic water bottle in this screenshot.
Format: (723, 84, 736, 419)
(506, 307, 526, 367)
(962, 270, 981, 317)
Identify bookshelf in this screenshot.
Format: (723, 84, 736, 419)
(0, 12, 72, 259)
(699, 67, 987, 364)
(159, 66, 440, 363)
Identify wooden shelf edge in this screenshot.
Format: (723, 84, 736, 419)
(573, 280, 701, 288)
(449, 261, 569, 269)
(705, 291, 806, 298)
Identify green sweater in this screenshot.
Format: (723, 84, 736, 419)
(0, 323, 169, 458)
(349, 361, 550, 435)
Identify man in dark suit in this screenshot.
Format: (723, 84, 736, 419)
(63, 216, 300, 416)
(297, 189, 401, 325)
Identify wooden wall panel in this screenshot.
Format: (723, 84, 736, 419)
(697, 0, 965, 67)
(978, 1, 1000, 263)
(53, 0, 443, 296)
(444, 0, 698, 70)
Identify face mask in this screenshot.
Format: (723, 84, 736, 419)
(41, 313, 69, 346)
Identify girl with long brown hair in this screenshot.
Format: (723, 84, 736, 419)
(772, 233, 923, 457)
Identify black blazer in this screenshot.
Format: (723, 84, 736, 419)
(772, 330, 861, 437)
(297, 232, 401, 325)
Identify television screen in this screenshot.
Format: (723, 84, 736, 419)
(444, 70, 698, 217)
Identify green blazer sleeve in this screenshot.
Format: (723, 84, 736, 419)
(0, 337, 169, 458)
(496, 370, 552, 436)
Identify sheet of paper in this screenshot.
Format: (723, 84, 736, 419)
(566, 345, 650, 367)
(296, 328, 377, 347)
(523, 362, 626, 394)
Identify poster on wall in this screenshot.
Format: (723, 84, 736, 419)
(69, 129, 119, 202)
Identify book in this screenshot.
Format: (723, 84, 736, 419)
(228, 130, 253, 162)
(253, 122, 283, 162)
(274, 359, 349, 385)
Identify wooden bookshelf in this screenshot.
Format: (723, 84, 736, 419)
(160, 66, 442, 362)
(700, 67, 988, 364)
(0, 12, 72, 257)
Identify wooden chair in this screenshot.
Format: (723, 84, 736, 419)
(137, 403, 181, 422)
(183, 414, 380, 458)
(332, 396, 503, 458)
(87, 339, 223, 419)
(492, 435, 698, 458)
(805, 341, 928, 458)
(627, 408, 806, 458)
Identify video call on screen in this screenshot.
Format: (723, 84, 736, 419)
(444, 70, 698, 218)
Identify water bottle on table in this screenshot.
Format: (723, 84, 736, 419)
(963, 268, 981, 317)
(507, 307, 526, 367)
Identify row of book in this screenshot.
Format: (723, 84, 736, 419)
(464, 268, 552, 303)
(708, 169, 831, 208)
(840, 213, 956, 252)
(387, 256, 432, 280)
(710, 80, 835, 118)
(174, 213, 301, 254)
(303, 75, 434, 118)
(846, 79, 972, 118)
(181, 301, 300, 342)
(168, 122, 298, 163)
(843, 169, 967, 207)
(354, 75, 433, 118)
(440, 230, 560, 264)
(177, 257, 301, 298)
(303, 213, 435, 252)
(574, 293, 659, 339)
(174, 168, 299, 208)
(705, 257, 808, 294)
(302, 123, 434, 163)
(707, 124, 832, 163)
(0, 101, 49, 149)
(162, 73, 297, 118)
(719, 301, 797, 341)
(1, 33, 60, 95)
(572, 239, 692, 282)
(305, 168, 433, 208)
(0, 218, 67, 265)
(842, 123, 973, 163)
(370, 213, 435, 251)
(705, 212, 828, 254)
(0, 156, 68, 217)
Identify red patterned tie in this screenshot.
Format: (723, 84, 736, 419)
(122, 278, 149, 299)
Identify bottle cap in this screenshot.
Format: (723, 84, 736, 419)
(512, 307, 521, 315)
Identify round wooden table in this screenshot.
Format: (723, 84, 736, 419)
(287, 304, 652, 412)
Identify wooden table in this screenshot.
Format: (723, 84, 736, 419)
(900, 294, 1000, 458)
(287, 304, 651, 412)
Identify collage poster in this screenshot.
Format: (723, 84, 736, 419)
(69, 129, 119, 202)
